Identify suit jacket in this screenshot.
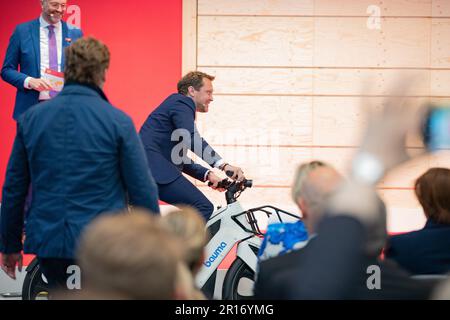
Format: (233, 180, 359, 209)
(254, 217, 436, 300)
(0, 83, 160, 259)
(1, 18, 83, 120)
(139, 93, 222, 184)
(385, 219, 450, 275)
(254, 239, 315, 299)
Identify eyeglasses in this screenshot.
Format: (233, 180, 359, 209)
(48, 2, 67, 10)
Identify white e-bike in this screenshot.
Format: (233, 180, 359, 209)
(197, 174, 299, 300)
(21, 175, 298, 300)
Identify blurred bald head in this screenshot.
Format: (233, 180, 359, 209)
(292, 161, 342, 234)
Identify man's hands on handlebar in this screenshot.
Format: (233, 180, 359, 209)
(221, 164, 245, 182)
(207, 171, 226, 192)
(207, 163, 246, 192)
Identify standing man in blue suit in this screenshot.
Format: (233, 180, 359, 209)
(1, 0, 83, 120)
(140, 71, 245, 220)
(0, 37, 160, 292)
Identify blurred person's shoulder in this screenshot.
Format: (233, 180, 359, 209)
(386, 231, 419, 255)
(389, 220, 450, 246)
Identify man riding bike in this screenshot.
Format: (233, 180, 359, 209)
(139, 71, 245, 220)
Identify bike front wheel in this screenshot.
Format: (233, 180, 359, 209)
(222, 258, 255, 300)
(22, 258, 49, 300)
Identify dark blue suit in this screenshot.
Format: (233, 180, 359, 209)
(1, 18, 83, 120)
(0, 83, 160, 259)
(385, 219, 450, 275)
(139, 93, 222, 219)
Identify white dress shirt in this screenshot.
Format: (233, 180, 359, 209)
(24, 15, 63, 100)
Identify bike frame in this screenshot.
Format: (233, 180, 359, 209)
(195, 201, 262, 299)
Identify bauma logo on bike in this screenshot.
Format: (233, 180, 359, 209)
(204, 242, 227, 267)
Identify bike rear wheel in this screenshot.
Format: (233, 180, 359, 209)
(222, 258, 255, 300)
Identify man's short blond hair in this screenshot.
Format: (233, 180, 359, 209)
(77, 209, 181, 299)
(161, 207, 207, 273)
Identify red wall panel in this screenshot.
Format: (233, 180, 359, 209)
(0, 0, 182, 199)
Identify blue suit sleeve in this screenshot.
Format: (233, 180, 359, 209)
(0, 123, 30, 254)
(118, 116, 160, 214)
(1, 27, 28, 91)
(169, 100, 222, 168)
(182, 163, 208, 181)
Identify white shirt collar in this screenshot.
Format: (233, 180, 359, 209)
(39, 15, 62, 30)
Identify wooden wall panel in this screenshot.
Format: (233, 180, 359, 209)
(311, 146, 356, 175)
(431, 70, 450, 96)
(312, 147, 429, 188)
(315, 0, 432, 17)
(198, 0, 314, 16)
(432, 19, 450, 68)
(199, 67, 314, 95)
(186, 0, 450, 233)
(199, 17, 432, 68)
(201, 67, 433, 96)
(199, 0, 434, 18)
(379, 189, 426, 233)
(432, 97, 450, 105)
(430, 150, 450, 167)
(313, 97, 368, 146)
(198, 16, 314, 66)
(432, 0, 450, 17)
(315, 17, 431, 68)
(313, 97, 425, 147)
(381, 154, 430, 188)
(196, 95, 313, 145)
(314, 69, 431, 96)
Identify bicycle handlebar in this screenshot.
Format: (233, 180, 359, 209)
(207, 177, 252, 190)
(208, 173, 253, 204)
